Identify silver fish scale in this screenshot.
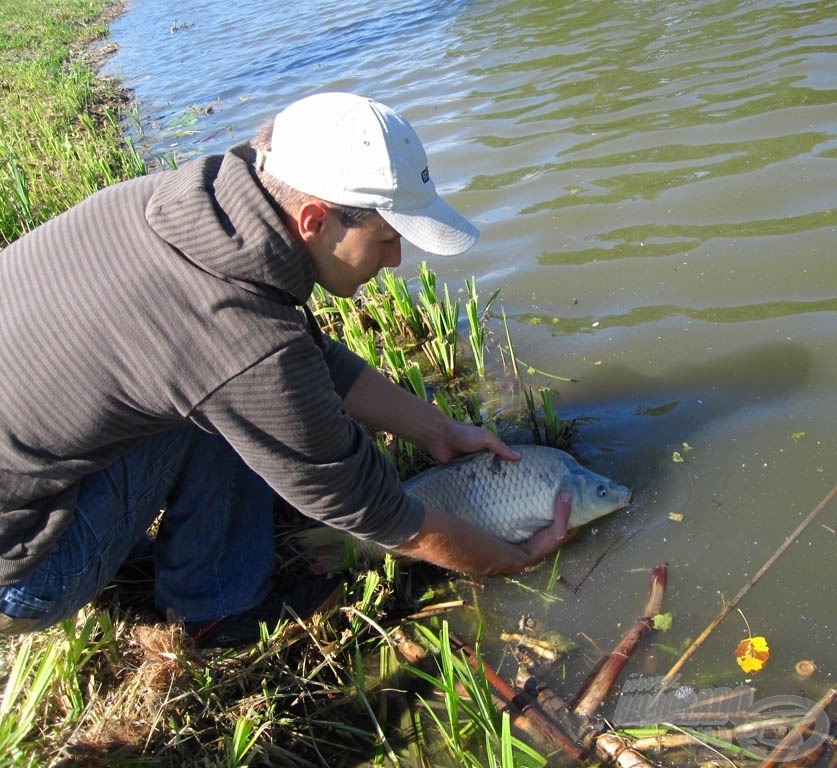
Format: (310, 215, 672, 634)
(403, 446, 574, 542)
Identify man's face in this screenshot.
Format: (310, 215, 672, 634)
(311, 210, 403, 297)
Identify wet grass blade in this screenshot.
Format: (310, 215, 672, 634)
(466, 277, 500, 379)
(226, 713, 269, 767)
(0, 636, 61, 759)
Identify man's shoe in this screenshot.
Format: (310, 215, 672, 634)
(184, 577, 342, 648)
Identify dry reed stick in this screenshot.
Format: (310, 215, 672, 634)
(594, 731, 657, 768)
(630, 708, 834, 754)
(572, 564, 668, 719)
(514, 668, 582, 740)
(756, 687, 836, 768)
(516, 669, 657, 767)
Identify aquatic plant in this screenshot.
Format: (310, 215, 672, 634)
(466, 276, 500, 379)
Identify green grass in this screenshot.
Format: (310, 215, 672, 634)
(0, 0, 147, 244)
(406, 622, 548, 768)
(311, 263, 573, 472)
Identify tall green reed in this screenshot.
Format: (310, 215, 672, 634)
(417, 262, 460, 379)
(466, 276, 500, 379)
(405, 622, 547, 768)
(523, 387, 568, 448)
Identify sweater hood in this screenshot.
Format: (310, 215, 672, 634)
(145, 143, 315, 303)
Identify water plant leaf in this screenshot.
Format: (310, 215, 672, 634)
(735, 636, 770, 673)
(653, 612, 673, 632)
(673, 442, 694, 463)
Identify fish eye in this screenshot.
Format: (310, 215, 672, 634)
(597, 484, 608, 498)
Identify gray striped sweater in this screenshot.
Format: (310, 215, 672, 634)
(0, 143, 423, 583)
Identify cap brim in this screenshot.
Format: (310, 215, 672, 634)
(378, 196, 479, 256)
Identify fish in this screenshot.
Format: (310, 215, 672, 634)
(401, 444, 631, 541)
(298, 445, 631, 570)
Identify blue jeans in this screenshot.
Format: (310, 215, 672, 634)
(0, 427, 276, 633)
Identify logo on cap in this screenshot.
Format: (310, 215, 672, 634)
(421, 167, 430, 184)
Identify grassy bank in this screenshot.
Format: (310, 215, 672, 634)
(0, 0, 145, 244)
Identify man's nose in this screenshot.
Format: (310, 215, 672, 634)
(382, 240, 402, 268)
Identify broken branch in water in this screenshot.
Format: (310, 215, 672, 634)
(628, 700, 835, 755)
(756, 687, 836, 768)
(514, 668, 656, 768)
(572, 527, 636, 594)
(658, 484, 836, 691)
(594, 731, 657, 768)
(571, 564, 668, 719)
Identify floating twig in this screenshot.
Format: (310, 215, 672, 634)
(756, 687, 836, 768)
(405, 599, 465, 621)
(594, 731, 657, 768)
(629, 707, 833, 755)
(573, 527, 636, 594)
(572, 564, 668, 719)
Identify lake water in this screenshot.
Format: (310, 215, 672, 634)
(103, 0, 836, 737)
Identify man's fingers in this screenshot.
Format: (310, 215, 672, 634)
(492, 439, 521, 461)
(552, 490, 572, 539)
(520, 490, 574, 565)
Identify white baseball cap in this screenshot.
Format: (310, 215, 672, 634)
(261, 92, 479, 256)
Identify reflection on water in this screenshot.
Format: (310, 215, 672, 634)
(104, 0, 835, 717)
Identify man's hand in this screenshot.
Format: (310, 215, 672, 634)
(517, 491, 572, 565)
(427, 419, 520, 466)
(395, 490, 574, 575)
(345, 366, 571, 573)
(344, 366, 519, 464)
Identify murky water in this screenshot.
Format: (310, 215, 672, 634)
(104, 0, 835, 736)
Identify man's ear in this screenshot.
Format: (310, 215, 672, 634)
(296, 200, 330, 243)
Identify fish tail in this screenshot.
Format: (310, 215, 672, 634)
(293, 526, 392, 572)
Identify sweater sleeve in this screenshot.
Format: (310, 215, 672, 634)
(320, 335, 368, 399)
(189, 328, 424, 547)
